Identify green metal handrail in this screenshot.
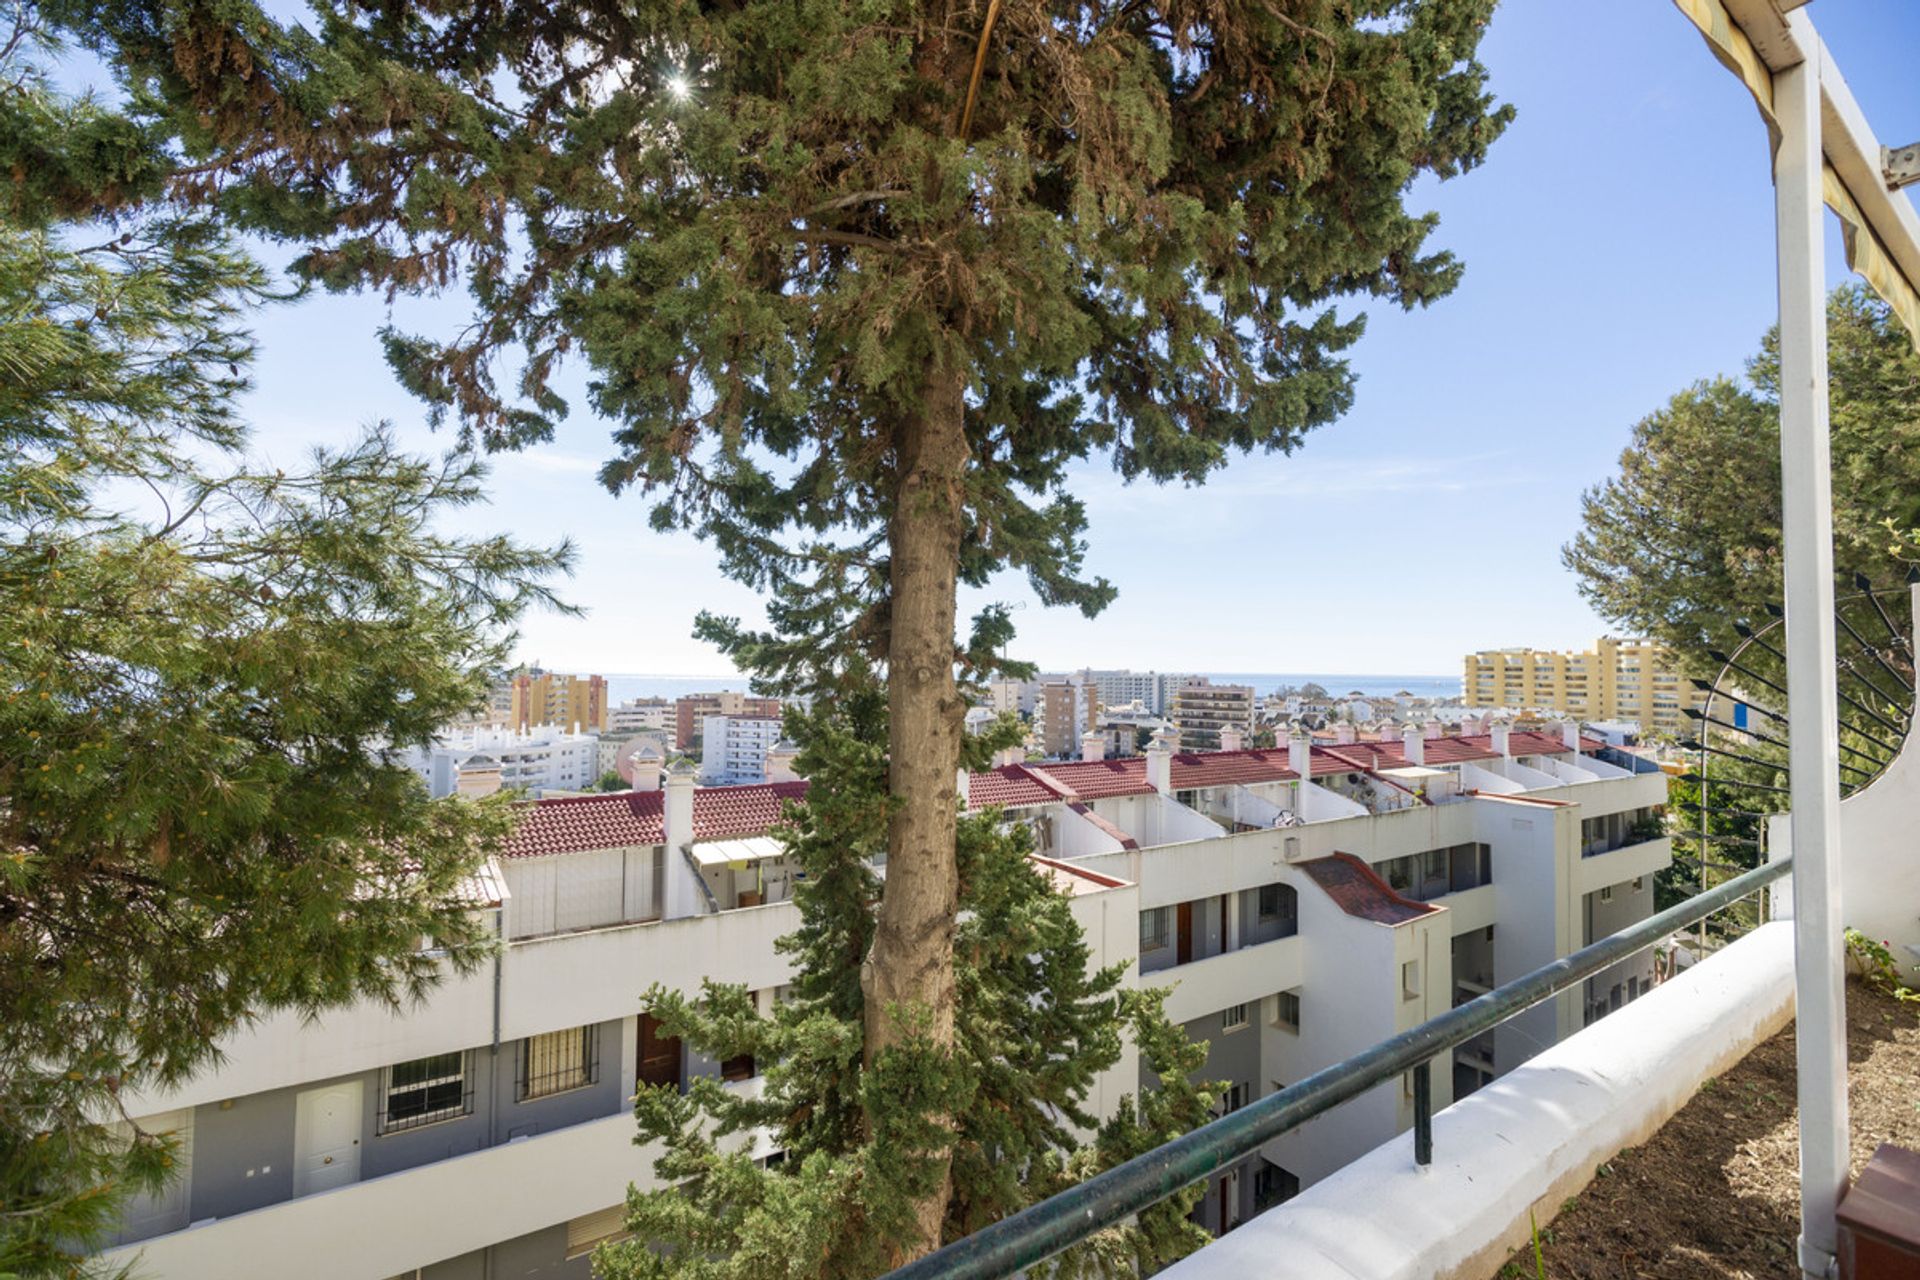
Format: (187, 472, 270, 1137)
(885, 855, 1792, 1280)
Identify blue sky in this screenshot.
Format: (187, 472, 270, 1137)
(216, 2, 1920, 677)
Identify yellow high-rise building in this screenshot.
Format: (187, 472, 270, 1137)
(1462, 637, 1702, 736)
(508, 668, 610, 733)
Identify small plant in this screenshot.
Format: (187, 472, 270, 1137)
(1530, 1209, 1548, 1278)
(1844, 928, 1920, 1002)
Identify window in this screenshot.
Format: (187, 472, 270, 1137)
(1216, 1082, 1249, 1116)
(720, 1052, 757, 1082)
(1257, 884, 1283, 920)
(1402, 960, 1422, 1001)
(520, 1026, 597, 1100)
(1273, 989, 1301, 1033)
(1222, 1004, 1249, 1033)
(1599, 885, 1614, 904)
(1633, 876, 1646, 893)
(380, 1051, 470, 1133)
(1139, 907, 1171, 952)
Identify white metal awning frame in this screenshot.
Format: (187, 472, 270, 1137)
(1678, 4, 1920, 1276)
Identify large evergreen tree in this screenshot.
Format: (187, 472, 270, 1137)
(598, 688, 1214, 1280)
(0, 21, 566, 1273)
(1564, 285, 1920, 666)
(51, 0, 1511, 1251)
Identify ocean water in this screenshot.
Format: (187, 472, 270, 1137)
(601, 672, 1462, 703)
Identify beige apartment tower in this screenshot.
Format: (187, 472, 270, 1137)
(1462, 636, 1702, 735)
(509, 669, 610, 734)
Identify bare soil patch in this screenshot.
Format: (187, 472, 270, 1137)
(1494, 978, 1920, 1279)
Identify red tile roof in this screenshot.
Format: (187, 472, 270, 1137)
(695, 781, 810, 840)
(503, 790, 665, 859)
(502, 782, 808, 859)
(967, 766, 1060, 809)
(503, 731, 1618, 858)
(1168, 749, 1298, 788)
(1297, 853, 1441, 925)
(1026, 757, 1156, 799)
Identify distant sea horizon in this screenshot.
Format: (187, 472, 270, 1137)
(599, 671, 1464, 704)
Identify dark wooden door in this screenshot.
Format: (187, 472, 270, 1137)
(637, 1012, 683, 1091)
(1177, 901, 1194, 965)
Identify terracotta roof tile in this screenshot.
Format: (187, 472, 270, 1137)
(1297, 853, 1440, 925)
(1026, 758, 1156, 799)
(1168, 749, 1298, 788)
(967, 766, 1059, 809)
(502, 790, 665, 859)
(695, 781, 810, 840)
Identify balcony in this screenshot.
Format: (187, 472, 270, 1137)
(100, 1081, 770, 1280)
(1141, 934, 1306, 1025)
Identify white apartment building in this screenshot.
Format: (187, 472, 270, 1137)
(1078, 669, 1200, 716)
(698, 713, 786, 786)
(400, 726, 602, 799)
(608, 698, 672, 735)
(97, 721, 1668, 1277)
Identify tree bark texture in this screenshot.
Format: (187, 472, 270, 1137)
(865, 358, 970, 1260)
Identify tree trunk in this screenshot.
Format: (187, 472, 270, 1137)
(864, 357, 969, 1260)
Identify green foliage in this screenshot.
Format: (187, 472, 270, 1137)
(51, 0, 1510, 686)
(1565, 285, 1920, 665)
(596, 687, 1214, 1280)
(0, 30, 569, 1275)
(1844, 928, 1920, 1002)
(596, 770, 629, 792)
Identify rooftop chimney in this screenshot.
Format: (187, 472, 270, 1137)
(1403, 723, 1425, 766)
(1082, 734, 1107, 763)
(1145, 728, 1174, 795)
(1374, 717, 1396, 741)
(1561, 719, 1581, 751)
(1492, 718, 1512, 758)
(1289, 728, 1312, 782)
(662, 760, 703, 920)
(1334, 723, 1356, 745)
(1219, 725, 1244, 753)
(765, 741, 800, 784)
(1424, 719, 1442, 741)
(628, 743, 664, 792)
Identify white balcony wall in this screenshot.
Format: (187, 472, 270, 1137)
(1207, 784, 1291, 830)
(1171, 924, 1796, 1280)
(1573, 837, 1672, 896)
(1142, 935, 1303, 1025)
(1089, 792, 1226, 847)
(1456, 761, 1524, 795)
(1535, 756, 1602, 785)
(1300, 780, 1369, 820)
(123, 902, 803, 1116)
(503, 846, 659, 939)
(1573, 752, 1634, 779)
(102, 1077, 770, 1280)
(1053, 806, 1130, 858)
(1490, 756, 1560, 788)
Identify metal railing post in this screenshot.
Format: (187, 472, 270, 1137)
(1412, 1061, 1432, 1167)
(1773, 37, 1849, 1280)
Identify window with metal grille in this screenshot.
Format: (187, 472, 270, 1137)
(520, 1025, 598, 1100)
(379, 1051, 471, 1134)
(1138, 907, 1171, 952)
(1222, 1004, 1249, 1033)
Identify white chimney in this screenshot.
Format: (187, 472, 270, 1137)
(1082, 735, 1107, 763)
(1219, 725, 1244, 753)
(628, 744, 664, 792)
(1145, 728, 1174, 795)
(1334, 723, 1356, 744)
(765, 741, 800, 784)
(1375, 717, 1396, 742)
(662, 760, 703, 920)
(1289, 729, 1312, 782)
(1424, 719, 1442, 741)
(1403, 724, 1425, 766)
(1561, 719, 1581, 751)
(1492, 718, 1512, 758)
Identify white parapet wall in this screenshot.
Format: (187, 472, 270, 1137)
(1157, 921, 1796, 1280)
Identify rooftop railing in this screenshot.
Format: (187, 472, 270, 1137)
(883, 855, 1789, 1280)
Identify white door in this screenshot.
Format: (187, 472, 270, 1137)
(293, 1080, 363, 1196)
(109, 1109, 194, 1244)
